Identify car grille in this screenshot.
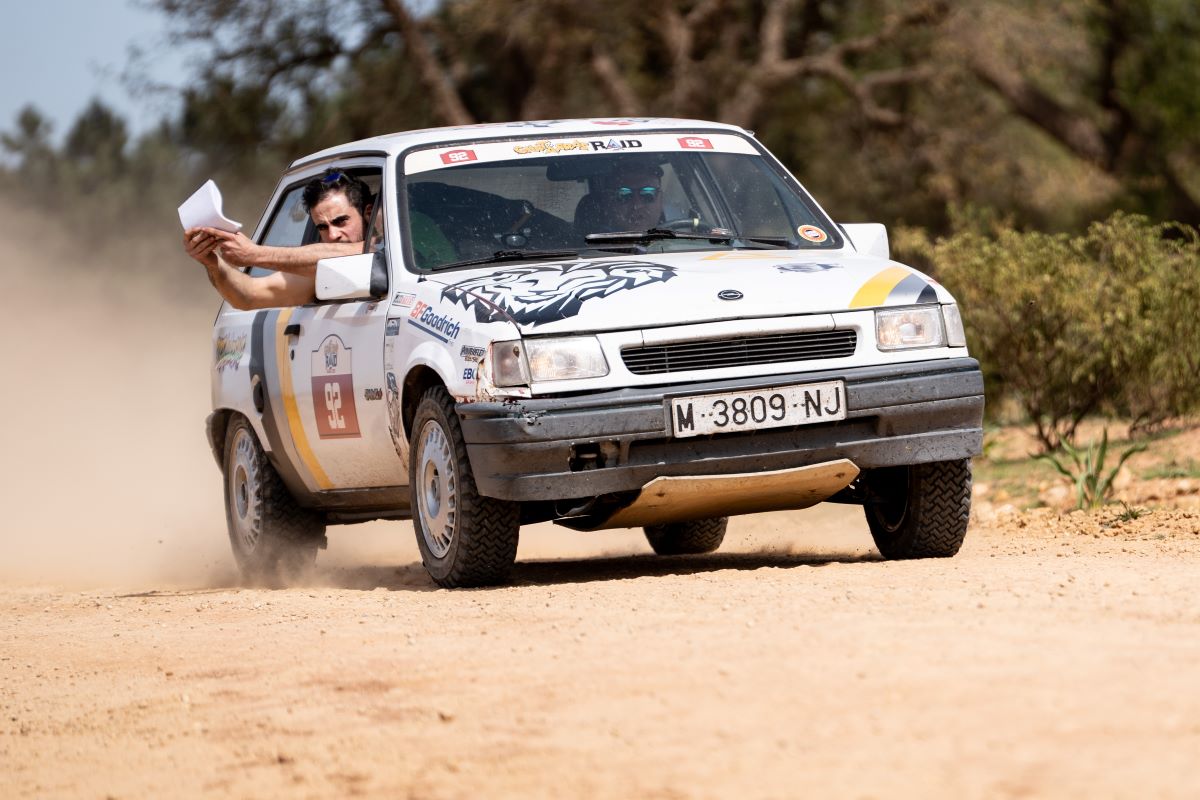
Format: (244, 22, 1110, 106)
(621, 329, 857, 375)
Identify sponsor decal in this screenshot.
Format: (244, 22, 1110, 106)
(440, 148, 477, 165)
(385, 371, 406, 461)
(513, 139, 590, 155)
(310, 335, 361, 439)
(462, 367, 476, 382)
(408, 300, 462, 342)
(443, 260, 677, 327)
(215, 332, 247, 373)
(385, 318, 401, 336)
(717, 289, 743, 301)
(460, 344, 487, 361)
(363, 387, 383, 401)
(391, 292, 416, 308)
(678, 136, 713, 149)
(777, 262, 842, 273)
(588, 138, 642, 151)
(798, 224, 828, 243)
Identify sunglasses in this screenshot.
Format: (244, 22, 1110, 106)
(322, 170, 347, 184)
(616, 185, 660, 204)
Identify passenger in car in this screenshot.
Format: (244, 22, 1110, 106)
(182, 169, 372, 309)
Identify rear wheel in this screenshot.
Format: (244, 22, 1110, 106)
(644, 517, 728, 555)
(410, 387, 520, 588)
(862, 458, 972, 559)
(223, 416, 324, 586)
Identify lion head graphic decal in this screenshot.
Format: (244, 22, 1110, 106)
(441, 260, 677, 327)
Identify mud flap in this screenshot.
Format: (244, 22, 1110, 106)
(571, 459, 860, 531)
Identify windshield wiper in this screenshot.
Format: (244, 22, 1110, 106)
(585, 227, 735, 245)
(434, 249, 579, 270)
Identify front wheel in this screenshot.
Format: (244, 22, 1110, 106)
(410, 387, 520, 588)
(223, 416, 325, 586)
(862, 458, 972, 559)
(644, 517, 728, 555)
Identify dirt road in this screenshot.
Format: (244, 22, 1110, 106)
(3, 505, 1199, 799)
(2, 203, 1198, 798)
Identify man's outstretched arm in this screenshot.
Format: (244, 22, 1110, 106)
(184, 229, 316, 309)
(192, 227, 361, 277)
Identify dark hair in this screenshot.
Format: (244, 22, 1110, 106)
(302, 168, 372, 216)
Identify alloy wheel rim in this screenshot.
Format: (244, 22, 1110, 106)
(229, 429, 262, 552)
(417, 419, 456, 558)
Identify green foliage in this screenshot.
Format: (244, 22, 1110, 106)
(1035, 428, 1147, 510)
(1115, 501, 1148, 522)
(921, 212, 1200, 450)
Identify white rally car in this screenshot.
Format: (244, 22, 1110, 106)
(207, 118, 984, 587)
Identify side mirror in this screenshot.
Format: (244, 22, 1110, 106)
(841, 223, 890, 260)
(315, 251, 388, 301)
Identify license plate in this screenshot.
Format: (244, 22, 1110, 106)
(670, 380, 846, 438)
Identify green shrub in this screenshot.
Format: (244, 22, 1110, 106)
(1035, 428, 1146, 510)
(906, 212, 1200, 450)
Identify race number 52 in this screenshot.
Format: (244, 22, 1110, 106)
(324, 381, 345, 430)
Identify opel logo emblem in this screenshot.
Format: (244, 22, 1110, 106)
(717, 289, 743, 301)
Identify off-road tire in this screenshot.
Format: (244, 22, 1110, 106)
(862, 458, 972, 559)
(644, 517, 728, 555)
(410, 387, 520, 588)
(223, 416, 325, 586)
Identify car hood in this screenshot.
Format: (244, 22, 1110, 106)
(424, 250, 954, 336)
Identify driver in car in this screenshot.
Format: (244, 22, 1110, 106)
(182, 169, 371, 309)
(601, 161, 664, 233)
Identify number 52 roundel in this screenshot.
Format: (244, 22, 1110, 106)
(311, 335, 361, 439)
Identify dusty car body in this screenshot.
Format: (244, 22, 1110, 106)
(206, 118, 984, 587)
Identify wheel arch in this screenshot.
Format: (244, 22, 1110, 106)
(402, 365, 446, 442)
(206, 408, 235, 471)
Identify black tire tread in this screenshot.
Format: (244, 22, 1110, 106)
(224, 416, 324, 586)
(867, 458, 971, 560)
(644, 517, 728, 556)
(411, 388, 519, 588)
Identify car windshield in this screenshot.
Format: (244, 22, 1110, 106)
(400, 131, 841, 271)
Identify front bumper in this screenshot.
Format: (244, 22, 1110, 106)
(458, 357, 985, 502)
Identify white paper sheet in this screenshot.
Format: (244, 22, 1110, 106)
(177, 179, 243, 232)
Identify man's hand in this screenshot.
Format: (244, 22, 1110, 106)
(183, 228, 220, 270)
(203, 228, 261, 268)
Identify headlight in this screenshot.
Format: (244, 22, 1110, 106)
(525, 336, 609, 382)
(875, 306, 946, 350)
(942, 304, 967, 347)
(490, 340, 530, 387)
(490, 336, 609, 385)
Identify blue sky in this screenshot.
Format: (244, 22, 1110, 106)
(0, 1, 193, 144)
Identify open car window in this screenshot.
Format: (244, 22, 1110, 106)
(248, 167, 383, 278)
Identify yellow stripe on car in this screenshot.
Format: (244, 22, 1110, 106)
(849, 265, 911, 309)
(274, 308, 332, 489)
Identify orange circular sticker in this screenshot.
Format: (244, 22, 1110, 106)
(798, 225, 828, 243)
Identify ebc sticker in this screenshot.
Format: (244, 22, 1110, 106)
(310, 335, 361, 439)
(442, 260, 677, 327)
(439, 149, 477, 165)
(798, 225, 828, 243)
(408, 301, 462, 342)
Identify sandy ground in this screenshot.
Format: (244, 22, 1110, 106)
(2, 206, 1199, 798)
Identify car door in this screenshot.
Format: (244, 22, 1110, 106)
(278, 160, 408, 492)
